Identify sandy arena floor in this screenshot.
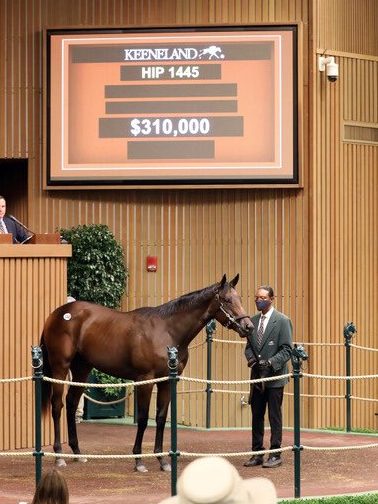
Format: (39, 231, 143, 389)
(0, 422, 377, 503)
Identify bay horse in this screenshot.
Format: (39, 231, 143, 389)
(40, 274, 253, 472)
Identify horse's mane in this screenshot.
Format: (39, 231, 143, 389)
(142, 282, 219, 318)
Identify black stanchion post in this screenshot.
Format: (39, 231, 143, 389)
(205, 319, 216, 429)
(168, 346, 179, 496)
(291, 344, 308, 499)
(31, 345, 44, 486)
(343, 322, 356, 432)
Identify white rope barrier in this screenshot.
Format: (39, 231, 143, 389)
(177, 389, 204, 394)
(302, 372, 378, 380)
(0, 451, 34, 457)
(188, 340, 206, 350)
(204, 389, 348, 400)
(1, 367, 378, 463)
(212, 338, 344, 347)
(211, 390, 346, 400)
(2, 374, 378, 403)
(43, 451, 169, 460)
(350, 395, 378, 403)
(180, 374, 291, 385)
(0, 376, 32, 383)
(212, 338, 244, 345)
(180, 447, 292, 458)
(302, 443, 378, 451)
(212, 389, 249, 394)
(3, 441, 377, 461)
(43, 376, 168, 387)
(351, 343, 378, 352)
(82, 392, 127, 406)
(284, 392, 346, 399)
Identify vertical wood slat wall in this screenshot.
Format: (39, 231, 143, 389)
(311, 0, 378, 430)
(0, 250, 69, 451)
(0, 0, 377, 445)
(0, 0, 310, 437)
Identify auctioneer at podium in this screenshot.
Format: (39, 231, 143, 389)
(0, 195, 33, 243)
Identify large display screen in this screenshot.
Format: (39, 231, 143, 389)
(45, 26, 298, 188)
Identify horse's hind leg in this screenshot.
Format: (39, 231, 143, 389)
(132, 383, 153, 473)
(67, 359, 92, 462)
(50, 370, 69, 468)
(155, 381, 171, 472)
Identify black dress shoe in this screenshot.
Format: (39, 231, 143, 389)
(243, 456, 264, 467)
(262, 456, 282, 468)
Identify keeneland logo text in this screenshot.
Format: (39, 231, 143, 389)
(123, 45, 225, 61)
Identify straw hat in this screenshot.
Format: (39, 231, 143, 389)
(158, 456, 277, 504)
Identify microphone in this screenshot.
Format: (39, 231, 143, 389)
(9, 214, 28, 229)
(8, 214, 35, 243)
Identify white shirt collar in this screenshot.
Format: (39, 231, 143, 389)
(261, 306, 274, 323)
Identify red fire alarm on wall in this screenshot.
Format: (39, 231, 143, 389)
(146, 255, 158, 272)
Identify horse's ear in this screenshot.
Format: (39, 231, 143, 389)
(229, 273, 239, 287)
(220, 274, 227, 288)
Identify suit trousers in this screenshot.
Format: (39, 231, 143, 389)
(250, 385, 284, 453)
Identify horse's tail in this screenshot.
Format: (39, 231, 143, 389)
(40, 332, 52, 415)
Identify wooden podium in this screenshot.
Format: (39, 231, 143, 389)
(0, 241, 72, 450)
(0, 234, 12, 243)
(29, 233, 61, 244)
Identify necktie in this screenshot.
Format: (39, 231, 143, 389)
(0, 220, 6, 234)
(256, 315, 266, 346)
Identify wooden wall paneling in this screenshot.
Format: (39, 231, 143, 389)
(312, 42, 378, 429)
(1, 0, 316, 433)
(0, 251, 69, 450)
(2, 260, 8, 448)
(9, 259, 16, 449)
(317, 0, 377, 58)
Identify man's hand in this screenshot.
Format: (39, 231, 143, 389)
(258, 359, 272, 377)
(258, 359, 271, 368)
(247, 357, 257, 368)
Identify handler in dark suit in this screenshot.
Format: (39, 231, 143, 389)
(244, 285, 293, 468)
(0, 195, 29, 243)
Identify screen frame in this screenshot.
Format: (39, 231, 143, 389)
(44, 25, 300, 189)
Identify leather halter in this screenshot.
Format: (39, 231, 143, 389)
(215, 293, 251, 335)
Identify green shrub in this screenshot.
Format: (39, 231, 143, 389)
(60, 223, 127, 309)
(90, 369, 129, 399)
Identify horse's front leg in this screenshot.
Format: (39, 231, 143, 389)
(132, 383, 153, 473)
(154, 381, 171, 472)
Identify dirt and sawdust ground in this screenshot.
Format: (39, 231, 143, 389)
(0, 422, 377, 503)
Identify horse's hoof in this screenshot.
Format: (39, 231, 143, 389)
(55, 458, 67, 468)
(74, 456, 88, 463)
(135, 464, 148, 473)
(160, 462, 171, 472)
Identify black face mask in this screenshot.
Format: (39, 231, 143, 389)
(255, 299, 271, 311)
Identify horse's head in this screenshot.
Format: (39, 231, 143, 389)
(212, 274, 253, 337)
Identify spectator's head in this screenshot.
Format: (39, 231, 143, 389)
(159, 456, 277, 504)
(31, 468, 69, 504)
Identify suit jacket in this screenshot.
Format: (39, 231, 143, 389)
(3, 215, 29, 243)
(245, 309, 293, 388)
